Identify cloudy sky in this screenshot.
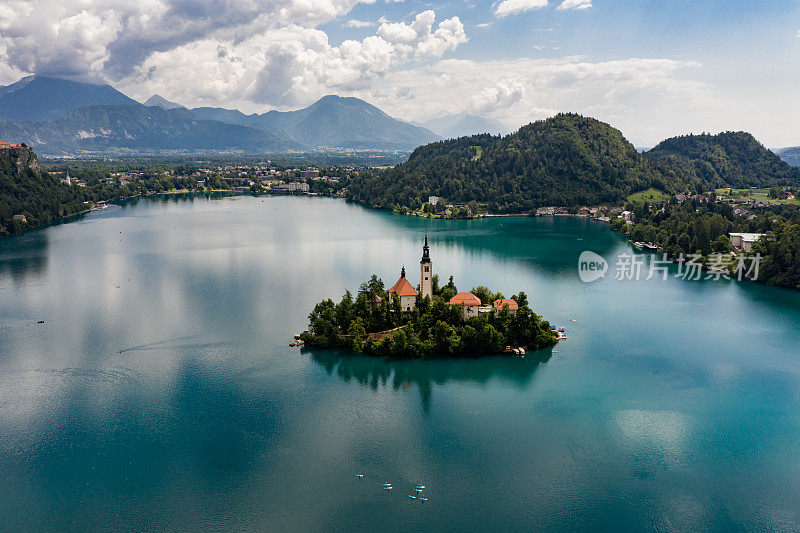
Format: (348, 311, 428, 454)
(1, 0, 799, 146)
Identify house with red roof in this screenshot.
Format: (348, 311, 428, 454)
(387, 267, 417, 312)
(492, 298, 518, 313)
(449, 291, 481, 319)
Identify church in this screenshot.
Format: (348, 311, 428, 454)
(387, 235, 433, 312)
(387, 234, 518, 319)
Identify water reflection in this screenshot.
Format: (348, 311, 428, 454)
(118, 191, 235, 209)
(0, 355, 284, 529)
(365, 209, 625, 279)
(306, 348, 552, 414)
(0, 230, 49, 282)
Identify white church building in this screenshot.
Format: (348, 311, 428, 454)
(387, 235, 433, 312)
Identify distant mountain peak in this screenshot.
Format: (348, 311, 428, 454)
(144, 94, 185, 110)
(311, 94, 373, 108)
(0, 75, 139, 121)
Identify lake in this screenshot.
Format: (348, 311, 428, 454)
(1, 195, 799, 531)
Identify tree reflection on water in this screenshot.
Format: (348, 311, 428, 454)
(306, 347, 553, 414)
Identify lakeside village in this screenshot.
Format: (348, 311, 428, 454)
(297, 236, 564, 359)
(51, 165, 345, 195)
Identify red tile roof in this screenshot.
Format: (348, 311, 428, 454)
(450, 292, 481, 306)
(492, 298, 518, 311)
(388, 276, 417, 297)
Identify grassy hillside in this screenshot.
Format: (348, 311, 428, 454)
(627, 188, 670, 205)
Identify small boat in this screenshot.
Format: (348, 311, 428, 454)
(569, 318, 577, 322)
(408, 494, 417, 499)
(37, 320, 44, 324)
(416, 485, 425, 489)
(355, 473, 364, 479)
(419, 497, 428, 502)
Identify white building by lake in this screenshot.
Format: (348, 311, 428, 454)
(729, 232, 765, 253)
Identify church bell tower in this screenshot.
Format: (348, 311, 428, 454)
(420, 233, 433, 299)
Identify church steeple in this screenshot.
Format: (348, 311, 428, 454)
(420, 232, 430, 264)
(401, 266, 406, 278)
(419, 233, 433, 299)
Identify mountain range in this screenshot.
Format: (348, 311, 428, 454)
(0, 105, 295, 153)
(191, 95, 440, 149)
(418, 112, 510, 139)
(776, 147, 800, 167)
(0, 76, 442, 154)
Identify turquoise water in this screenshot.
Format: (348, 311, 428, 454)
(1, 195, 799, 531)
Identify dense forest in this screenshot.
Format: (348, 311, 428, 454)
(301, 274, 557, 358)
(615, 199, 800, 290)
(0, 146, 91, 234)
(347, 114, 667, 213)
(645, 132, 800, 190)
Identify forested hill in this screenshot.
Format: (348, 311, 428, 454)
(347, 116, 800, 213)
(347, 114, 668, 212)
(0, 145, 89, 234)
(645, 132, 800, 189)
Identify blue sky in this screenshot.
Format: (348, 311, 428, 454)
(1, 0, 799, 145)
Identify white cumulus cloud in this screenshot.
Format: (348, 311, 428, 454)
(557, 0, 592, 10)
(363, 55, 734, 146)
(376, 10, 467, 58)
(494, 0, 548, 18)
(470, 77, 528, 112)
(0, 0, 379, 79)
(0, 1, 470, 110)
(117, 11, 466, 109)
(344, 19, 374, 28)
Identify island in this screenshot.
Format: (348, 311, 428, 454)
(300, 236, 559, 358)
